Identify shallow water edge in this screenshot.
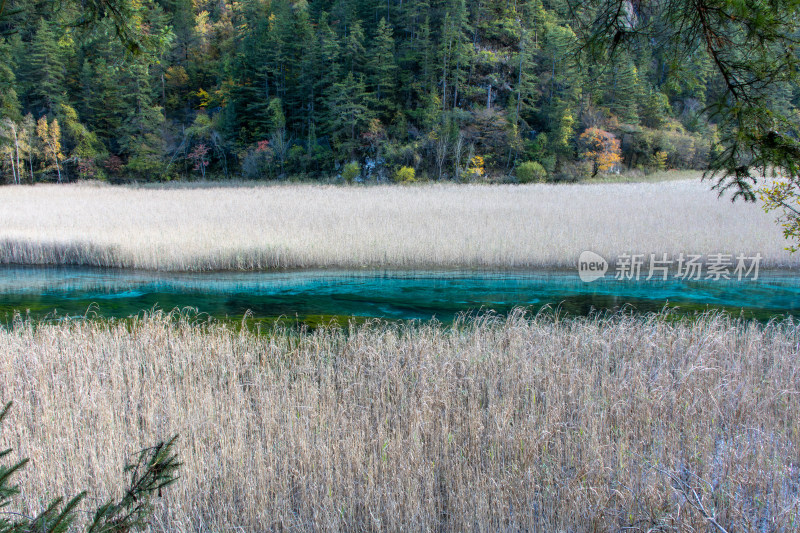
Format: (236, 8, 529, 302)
(1, 265, 798, 324)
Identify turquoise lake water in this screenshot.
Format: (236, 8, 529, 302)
(1, 266, 798, 323)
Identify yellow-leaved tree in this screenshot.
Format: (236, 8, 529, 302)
(36, 116, 63, 183)
(578, 127, 622, 177)
(761, 180, 800, 252)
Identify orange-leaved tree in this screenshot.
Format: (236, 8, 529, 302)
(578, 127, 622, 177)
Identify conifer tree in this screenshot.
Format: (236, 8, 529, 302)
(602, 52, 640, 124)
(289, 4, 316, 137)
(119, 61, 167, 178)
(324, 71, 373, 160)
(236, 7, 277, 141)
(26, 19, 65, 116)
(0, 39, 20, 121)
(346, 20, 366, 75)
(439, 0, 472, 111)
(368, 18, 397, 119)
(510, 25, 539, 130)
(315, 12, 342, 139)
(78, 30, 126, 150)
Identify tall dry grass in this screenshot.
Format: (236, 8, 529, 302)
(0, 311, 798, 531)
(1, 179, 797, 270)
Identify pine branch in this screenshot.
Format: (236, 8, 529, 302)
(0, 402, 180, 533)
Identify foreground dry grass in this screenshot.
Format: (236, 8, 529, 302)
(0, 311, 798, 531)
(1, 178, 798, 270)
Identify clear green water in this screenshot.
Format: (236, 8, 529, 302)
(1, 266, 799, 324)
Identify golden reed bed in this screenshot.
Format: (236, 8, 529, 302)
(0, 311, 797, 531)
(1, 179, 797, 270)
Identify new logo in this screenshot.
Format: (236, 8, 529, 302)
(578, 251, 608, 282)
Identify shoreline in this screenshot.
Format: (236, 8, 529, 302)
(2, 259, 800, 274)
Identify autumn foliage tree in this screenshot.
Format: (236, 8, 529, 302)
(187, 143, 209, 179)
(578, 127, 622, 177)
(761, 180, 800, 253)
(36, 116, 63, 183)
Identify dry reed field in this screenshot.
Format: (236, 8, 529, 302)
(1, 178, 798, 270)
(0, 311, 798, 531)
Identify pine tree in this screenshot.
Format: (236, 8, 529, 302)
(0, 39, 20, 121)
(511, 0, 545, 126)
(289, 3, 316, 136)
(547, 98, 576, 164)
(235, 6, 277, 141)
(396, 4, 433, 120)
(266, 1, 295, 102)
(399, 0, 429, 45)
(602, 53, 640, 124)
(294, 13, 321, 138)
(80, 56, 125, 152)
(439, 12, 453, 111)
(640, 88, 672, 129)
(346, 20, 366, 75)
(77, 23, 127, 151)
(119, 60, 167, 178)
(315, 13, 342, 139)
(324, 72, 373, 160)
(26, 19, 65, 116)
(541, 22, 580, 105)
(436, 0, 472, 112)
(367, 18, 397, 119)
(510, 26, 539, 129)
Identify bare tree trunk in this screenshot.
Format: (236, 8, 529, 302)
(8, 152, 17, 184)
(212, 131, 228, 179)
(12, 123, 21, 184)
(44, 136, 62, 183)
(516, 37, 524, 120)
(453, 57, 460, 110)
(54, 152, 62, 183)
(435, 134, 448, 180)
(441, 36, 450, 111)
(453, 132, 464, 181)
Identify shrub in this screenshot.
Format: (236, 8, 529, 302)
(342, 161, 360, 184)
(393, 166, 416, 183)
(0, 401, 180, 533)
(554, 160, 593, 182)
(515, 161, 547, 183)
(288, 144, 306, 173)
(623, 126, 709, 171)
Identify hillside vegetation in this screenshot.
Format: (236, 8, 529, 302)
(0, 0, 758, 183)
